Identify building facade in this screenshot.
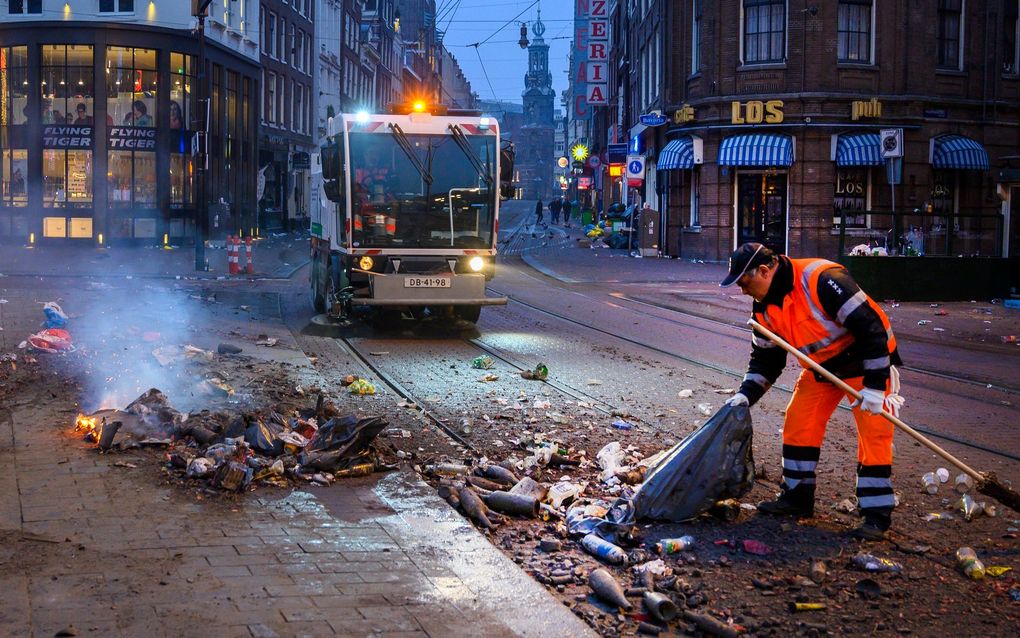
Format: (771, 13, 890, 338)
(258, 0, 315, 231)
(515, 12, 556, 202)
(610, 0, 1020, 262)
(362, 0, 401, 110)
(0, 0, 259, 244)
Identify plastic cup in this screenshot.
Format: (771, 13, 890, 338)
(921, 472, 939, 494)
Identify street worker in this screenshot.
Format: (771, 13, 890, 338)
(721, 242, 903, 540)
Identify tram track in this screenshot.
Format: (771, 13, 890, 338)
(487, 285, 1020, 465)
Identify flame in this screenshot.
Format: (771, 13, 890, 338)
(75, 414, 99, 441)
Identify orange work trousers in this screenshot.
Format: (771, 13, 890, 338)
(783, 369, 894, 467)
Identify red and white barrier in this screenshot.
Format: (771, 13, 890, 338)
(228, 235, 240, 274)
(245, 236, 254, 274)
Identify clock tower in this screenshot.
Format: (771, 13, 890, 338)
(516, 9, 556, 201)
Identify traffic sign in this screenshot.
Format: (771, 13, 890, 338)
(880, 129, 903, 158)
(588, 155, 602, 169)
(626, 154, 645, 181)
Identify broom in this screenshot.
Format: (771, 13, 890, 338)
(749, 318, 1020, 514)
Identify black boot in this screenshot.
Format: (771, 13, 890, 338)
(850, 510, 891, 541)
(757, 487, 814, 517)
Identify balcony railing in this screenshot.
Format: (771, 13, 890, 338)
(834, 208, 1003, 258)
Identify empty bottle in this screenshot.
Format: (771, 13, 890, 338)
(955, 547, 986, 580)
(921, 472, 939, 494)
(852, 553, 902, 573)
(655, 535, 695, 554)
(581, 533, 627, 565)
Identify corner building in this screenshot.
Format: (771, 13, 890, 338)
(0, 2, 259, 244)
(652, 0, 1020, 261)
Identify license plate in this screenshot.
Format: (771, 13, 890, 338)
(403, 276, 451, 288)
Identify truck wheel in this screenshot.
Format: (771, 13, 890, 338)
(454, 305, 481, 323)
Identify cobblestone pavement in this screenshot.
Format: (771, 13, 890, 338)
(0, 277, 594, 638)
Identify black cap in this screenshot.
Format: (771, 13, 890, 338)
(720, 242, 775, 287)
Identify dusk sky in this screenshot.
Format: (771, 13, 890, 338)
(438, 0, 574, 109)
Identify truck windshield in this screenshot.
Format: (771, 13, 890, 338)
(349, 131, 497, 249)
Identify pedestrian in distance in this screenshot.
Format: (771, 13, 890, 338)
(534, 199, 544, 226)
(549, 197, 562, 225)
(562, 198, 573, 227)
(721, 242, 903, 541)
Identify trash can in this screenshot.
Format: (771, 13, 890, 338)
(581, 209, 594, 227)
(638, 208, 661, 257)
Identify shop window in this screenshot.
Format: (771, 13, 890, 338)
(692, 0, 702, 73)
(108, 150, 156, 207)
(837, 0, 872, 63)
(43, 150, 92, 208)
(742, 0, 786, 64)
(833, 168, 869, 227)
(9, 0, 42, 14)
(41, 45, 95, 126)
(106, 47, 157, 128)
(170, 52, 194, 131)
(937, 0, 963, 70)
(1004, 1, 1019, 74)
(170, 153, 194, 208)
(1, 149, 28, 207)
(1, 47, 29, 126)
(100, 0, 135, 12)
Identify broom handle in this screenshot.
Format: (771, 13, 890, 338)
(747, 319, 984, 482)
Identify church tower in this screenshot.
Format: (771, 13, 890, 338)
(516, 8, 556, 201)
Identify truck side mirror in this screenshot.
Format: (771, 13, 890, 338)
(499, 142, 515, 200)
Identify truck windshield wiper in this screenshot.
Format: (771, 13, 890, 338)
(387, 123, 433, 186)
(448, 124, 493, 187)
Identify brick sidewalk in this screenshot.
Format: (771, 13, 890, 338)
(0, 280, 595, 638)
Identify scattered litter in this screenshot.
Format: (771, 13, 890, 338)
(678, 389, 693, 398)
(520, 363, 549, 380)
(656, 535, 694, 554)
(852, 553, 902, 573)
(921, 471, 939, 494)
(936, 467, 950, 483)
(695, 402, 712, 416)
(586, 379, 603, 385)
(924, 512, 954, 522)
(986, 566, 1013, 578)
(348, 378, 376, 395)
(956, 546, 986, 580)
(42, 301, 68, 328)
(255, 335, 279, 347)
(741, 539, 771, 556)
(588, 568, 631, 609)
(479, 373, 499, 382)
(471, 355, 495, 369)
(955, 494, 982, 521)
(610, 419, 634, 431)
(955, 473, 974, 494)
(26, 328, 74, 353)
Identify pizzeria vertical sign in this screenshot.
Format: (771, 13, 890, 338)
(586, 0, 608, 105)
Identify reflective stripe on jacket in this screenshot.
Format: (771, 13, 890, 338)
(754, 258, 897, 367)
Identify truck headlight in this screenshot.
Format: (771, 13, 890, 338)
(468, 256, 485, 272)
(358, 255, 374, 271)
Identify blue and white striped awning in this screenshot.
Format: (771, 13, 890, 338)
(835, 133, 883, 166)
(657, 137, 695, 170)
(718, 134, 793, 167)
(931, 135, 990, 170)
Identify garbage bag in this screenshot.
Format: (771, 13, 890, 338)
(42, 302, 68, 328)
(566, 498, 637, 544)
(630, 404, 754, 522)
(245, 419, 285, 456)
(299, 415, 388, 471)
(27, 328, 73, 353)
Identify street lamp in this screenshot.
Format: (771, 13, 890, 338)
(191, 0, 214, 270)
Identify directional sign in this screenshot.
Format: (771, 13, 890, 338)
(626, 154, 645, 181)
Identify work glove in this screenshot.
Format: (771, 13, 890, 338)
(725, 393, 749, 407)
(856, 388, 887, 415)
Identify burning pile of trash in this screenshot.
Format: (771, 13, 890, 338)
(74, 388, 395, 492)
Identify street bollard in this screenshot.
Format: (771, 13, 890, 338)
(245, 236, 254, 274)
(228, 235, 240, 275)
